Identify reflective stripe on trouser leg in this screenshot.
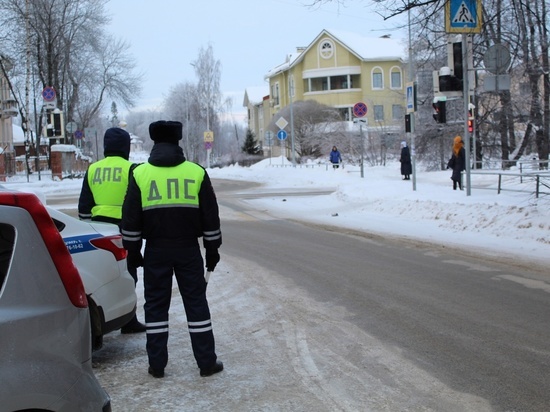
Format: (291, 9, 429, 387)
(173, 245, 217, 369)
(143, 245, 174, 371)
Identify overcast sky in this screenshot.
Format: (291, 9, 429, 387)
(104, 0, 407, 118)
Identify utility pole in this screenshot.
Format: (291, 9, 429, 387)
(408, 6, 417, 191)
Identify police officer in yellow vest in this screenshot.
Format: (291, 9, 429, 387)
(78, 127, 146, 334)
(121, 120, 223, 379)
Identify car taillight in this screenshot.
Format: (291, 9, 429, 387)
(90, 235, 128, 261)
(0, 192, 88, 308)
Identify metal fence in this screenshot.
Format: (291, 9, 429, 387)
(469, 170, 550, 198)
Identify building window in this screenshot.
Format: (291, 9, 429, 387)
(390, 68, 402, 89)
(309, 77, 323, 92)
(330, 75, 348, 90)
(392, 104, 403, 120)
(319, 39, 334, 59)
(337, 107, 350, 121)
(374, 105, 384, 121)
(372, 68, 383, 89)
(272, 83, 280, 106)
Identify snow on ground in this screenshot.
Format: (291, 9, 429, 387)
(6, 154, 548, 270)
(3, 154, 549, 411)
(207, 156, 550, 268)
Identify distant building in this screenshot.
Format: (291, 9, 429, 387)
(246, 29, 407, 158)
(130, 133, 144, 153)
(243, 87, 269, 147)
(0, 62, 19, 178)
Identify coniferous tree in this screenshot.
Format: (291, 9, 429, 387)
(242, 129, 258, 154)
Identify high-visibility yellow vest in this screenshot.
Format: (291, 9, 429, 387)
(132, 162, 204, 210)
(87, 156, 132, 220)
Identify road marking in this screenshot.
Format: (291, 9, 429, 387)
(492, 275, 550, 293)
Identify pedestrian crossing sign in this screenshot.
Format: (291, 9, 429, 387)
(446, 0, 482, 34)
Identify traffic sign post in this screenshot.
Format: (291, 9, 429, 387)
(276, 130, 287, 141)
(42, 86, 56, 102)
(446, 0, 482, 34)
(265, 131, 274, 165)
(353, 102, 367, 118)
(406, 82, 416, 113)
(203, 130, 214, 168)
(352, 102, 368, 178)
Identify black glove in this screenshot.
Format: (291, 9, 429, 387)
(205, 249, 220, 272)
(127, 250, 143, 268)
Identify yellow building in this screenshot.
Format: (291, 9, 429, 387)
(255, 29, 407, 157)
(243, 86, 269, 145)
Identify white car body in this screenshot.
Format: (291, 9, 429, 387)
(47, 207, 137, 350)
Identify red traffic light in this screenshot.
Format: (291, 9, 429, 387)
(432, 100, 446, 123)
(468, 119, 474, 133)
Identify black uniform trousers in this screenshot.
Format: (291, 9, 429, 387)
(143, 243, 217, 371)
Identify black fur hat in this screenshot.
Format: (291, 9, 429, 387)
(149, 120, 183, 144)
(104, 127, 131, 160)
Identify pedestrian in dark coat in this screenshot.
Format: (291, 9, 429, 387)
(399, 141, 412, 180)
(448, 135, 466, 190)
(330, 146, 342, 169)
(121, 120, 223, 379)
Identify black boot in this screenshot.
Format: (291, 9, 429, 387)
(121, 315, 146, 334)
(200, 360, 224, 377)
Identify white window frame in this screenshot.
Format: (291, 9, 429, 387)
(390, 66, 403, 89)
(371, 67, 384, 90)
(319, 38, 335, 59)
(373, 105, 384, 121)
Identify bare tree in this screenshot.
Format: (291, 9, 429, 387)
(308, 0, 550, 168)
(163, 82, 204, 162)
(269, 100, 348, 160)
(0, 0, 142, 136)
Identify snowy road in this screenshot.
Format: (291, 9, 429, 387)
(85, 180, 549, 411)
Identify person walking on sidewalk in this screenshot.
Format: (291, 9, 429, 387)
(330, 146, 342, 169)
(448, 135, 466, 190)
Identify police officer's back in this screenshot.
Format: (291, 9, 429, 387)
(121, 120, 223, 378)
(78, 127, 146, 333)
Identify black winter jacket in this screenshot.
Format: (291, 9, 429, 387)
(120, 143, 222, 252)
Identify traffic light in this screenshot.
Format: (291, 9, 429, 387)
(432, 100, 446, 123)
(50, 110, 64, 137)
(405, 114, 411, 133)
(467, 107, 474, 133)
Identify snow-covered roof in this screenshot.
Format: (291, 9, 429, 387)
(12, 124, 24, 143)
(327, 29, 406, 61)
(130, 133, 143, 143)
(265, 29, 406, 79)
(50, 144, 77, 152)
(12, 123, 48, 145)
(264, 52, 302, 79)
(243, 86, 269, 106)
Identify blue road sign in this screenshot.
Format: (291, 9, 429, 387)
(446, 0, 481, 34)
(406, 83, 415, 113)
(42, 86, 56, 102)
(353, 102, 367, 118)
(277, 130, 288, 141)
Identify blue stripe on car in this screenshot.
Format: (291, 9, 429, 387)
(64, 234, 102, 254)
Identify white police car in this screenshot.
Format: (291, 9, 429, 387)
(47, 206, 137, 350)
